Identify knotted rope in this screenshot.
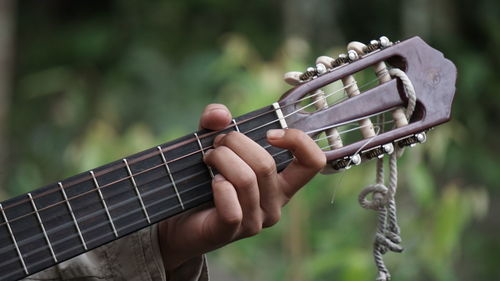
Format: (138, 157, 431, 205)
(358, 68, 416, 281)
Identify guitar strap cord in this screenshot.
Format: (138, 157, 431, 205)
(358, 68, 416, 281)
(283, 37, 416, 280)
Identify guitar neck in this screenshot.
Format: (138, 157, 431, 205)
(0, 104, 292, 281)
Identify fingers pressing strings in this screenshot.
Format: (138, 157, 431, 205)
(1, 76, 379, 219)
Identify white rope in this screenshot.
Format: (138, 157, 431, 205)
(358, 68, 417, 281)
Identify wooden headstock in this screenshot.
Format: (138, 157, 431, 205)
(278, 36, 457, 172)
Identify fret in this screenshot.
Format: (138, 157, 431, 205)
(0, 104, 295, 281)
(32, 183, 86, 261)
(194, 132, 215, 178)
(232, 119, 241, 132)
(63, 175, 115, 249)
(0, 208, 25, 281)
(91, 159, 150, 236)
(59, 182, 88, 250)
(90, 171, 119, 237)
(157, 146, 184, 210)
(272, 102, 288, 129)
(27, 193, 57, 263)
(0, 204, 28, 275)
(123, 158, 151, 223)
(160, 138, 213, 211)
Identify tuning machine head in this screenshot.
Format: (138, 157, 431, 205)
(396, 132, 427, 148)
(361, 143, 395, 160)
(330, 154, 361, 171)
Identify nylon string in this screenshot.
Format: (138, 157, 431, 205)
(0, 77, 390, 273)
(0, 76, 379, 222)
(0, 115, 392, 273)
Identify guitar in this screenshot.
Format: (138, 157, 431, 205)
(0, 36, 456, 281)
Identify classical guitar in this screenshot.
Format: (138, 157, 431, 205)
(0, 36, 456, 281)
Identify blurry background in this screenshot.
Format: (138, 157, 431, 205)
(0, 0, 498, 280)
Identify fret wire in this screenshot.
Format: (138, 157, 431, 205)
(5, 75, 353, 227)
(1, 189, 218, 280)
(122, 159, 151, 224)
(0, 154, 296, 276)
(89, 171, 119, 237)
(0, 203, 29, 275)
(194, 132, 214, 178)
(232, 119, 241, 132)
(59, 182, 88, 250)
(157, 146, 185, 210)
(27, 193, 58, 263)
(0, 79, 372, 276)
(1, 79, 365, 217)
(0, 120, 283, 229)
(2, 154, 297, 277)
(0, 107, 273, 215)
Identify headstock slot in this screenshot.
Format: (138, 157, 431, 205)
(295, 65, 392, 115)
(314, 107, 408, 152)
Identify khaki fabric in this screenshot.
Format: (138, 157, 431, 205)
(23, 224, 208, 281)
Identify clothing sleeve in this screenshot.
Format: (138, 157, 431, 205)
(23, 224, 209, 281)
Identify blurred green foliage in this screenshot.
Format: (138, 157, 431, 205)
(3, 0, 499, 280)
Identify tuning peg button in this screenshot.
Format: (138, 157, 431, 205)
(379, 36, 392, 47)
(284, 71, 303, 86)
(331, 154, 361, 170)
(316, 63, 327, 74)
(347, 50, 359, 61)
(316, 56, 334, 68)
(396, 132, 427, 148)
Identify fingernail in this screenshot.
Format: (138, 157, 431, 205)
(267, 129, 285, 140)
(213, 134, 225, 147)
(204, 149, 213, 158)
(213, 174, 226, 182)
(209, 108, 231, 120)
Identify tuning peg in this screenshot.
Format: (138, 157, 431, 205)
(361, 143, 395, 160)
(283, 71, 303, 86)
(396, 132, 427, 148)
(331, 154, 361, 170)
(347, 41, 366, 56)
(379, 36, 392, 48)
(316, 63, 327, 74)
(316, 56, 334, 68)
(347, 50, 359, 61)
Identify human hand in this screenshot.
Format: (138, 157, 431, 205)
(158, 104, 326, 270)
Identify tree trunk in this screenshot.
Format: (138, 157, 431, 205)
(0, 0, 15, 199)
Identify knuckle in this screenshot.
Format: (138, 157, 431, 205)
(242, 222, 262, 237)
(254, 156, 276, 177)
(222, 213, 243, 227)
(263, 211, 281, 228)
(238, 172, 257, 187)
(311, 153, 327, 170)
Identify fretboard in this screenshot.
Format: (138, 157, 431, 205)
(0, 104, 293, 281)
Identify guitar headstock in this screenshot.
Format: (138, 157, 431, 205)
(278, 36, 457, 173)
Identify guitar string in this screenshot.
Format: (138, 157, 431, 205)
(0, 76, 380, 221)
(0, 78, 371, 216)
(0, 116, 390, 269)
(0, 118, 391, 275)
(0, 78, 387, 251)
(0, 77, 387, 262)
(2, 108, 393, 237)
